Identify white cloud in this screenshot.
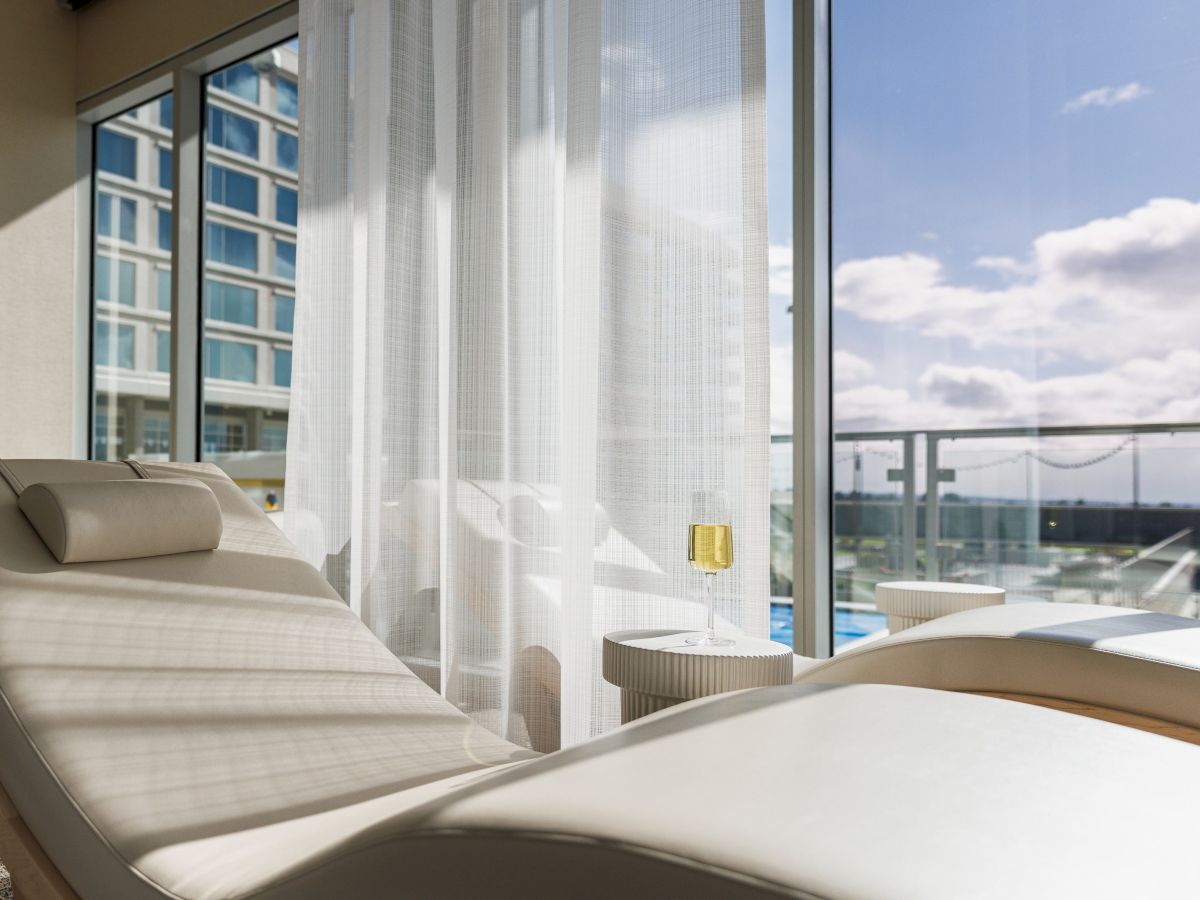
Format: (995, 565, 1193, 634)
(973, 254, 1029, 275)
(770, 344, 793, 434)
(833, 350, 1200, 432)
(830, 197, 1200, 430)
(769, 243, 793, 298)
(834, 349, 875, 385)
(1062, 81, 1150, 114)
(834, 197, 1200, 365)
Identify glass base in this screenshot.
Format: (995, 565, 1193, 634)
(685, 633, 735, 647)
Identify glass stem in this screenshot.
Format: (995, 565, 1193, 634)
(705, 572, 716, 642)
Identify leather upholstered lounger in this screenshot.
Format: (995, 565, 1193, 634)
(4, 461, 1200, 899)
(796, 600, 1200, 734)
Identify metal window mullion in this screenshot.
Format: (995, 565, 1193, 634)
(76, 122, 95, 459)
(794, 0, 832, 659)
(170, 69, 203, 461)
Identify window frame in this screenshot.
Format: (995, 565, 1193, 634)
(75, 0, 834, 655)
(76, 4, 299, 463)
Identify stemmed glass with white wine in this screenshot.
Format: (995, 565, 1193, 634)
(687, 492, 734, 647)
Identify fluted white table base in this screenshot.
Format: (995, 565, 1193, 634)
(603, 629, 793, 724)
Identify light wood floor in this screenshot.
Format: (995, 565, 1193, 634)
(972, 691, 1200, 746)
(0, 782, 77, 900)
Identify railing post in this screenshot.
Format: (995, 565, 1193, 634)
(902, 433, 916, 579)
(925, 434, 939, 580)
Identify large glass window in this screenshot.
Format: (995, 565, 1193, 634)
(207, 107, 259, 158)
(831, 2, 1200, 632)
(201, 43, 299, 508)
(764, 1, 800, 646)
(207, 163, 259, 214)
(92, 94, 172, 462)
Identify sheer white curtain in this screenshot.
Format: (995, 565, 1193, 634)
(287, 0, 768, 750)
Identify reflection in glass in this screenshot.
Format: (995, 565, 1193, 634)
(201, 40, 299, 509)
(92, 93, 173, 462)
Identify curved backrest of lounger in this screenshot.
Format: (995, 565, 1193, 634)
(0, 460, 534, 900)
(798, 601, 1200, 729)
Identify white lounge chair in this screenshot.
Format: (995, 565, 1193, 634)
(3, 460, 1200, 898)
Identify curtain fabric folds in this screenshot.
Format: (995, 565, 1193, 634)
(288, 0, 769, 750)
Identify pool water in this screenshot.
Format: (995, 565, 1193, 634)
(770, 603, 887, 650)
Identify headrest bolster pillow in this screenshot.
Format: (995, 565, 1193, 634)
(18, 478, 223, 563)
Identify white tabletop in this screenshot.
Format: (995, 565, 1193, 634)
(605, 628, 791, 658)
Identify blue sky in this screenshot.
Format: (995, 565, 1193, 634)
(766, 0, 1200, 501)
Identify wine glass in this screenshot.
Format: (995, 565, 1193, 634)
(687, 493, 734, 647)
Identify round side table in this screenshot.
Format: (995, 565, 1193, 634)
(875, 580, 1005, 633)
(602, 629, 793, 724)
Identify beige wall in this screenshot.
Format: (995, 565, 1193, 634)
(76, 0, 287, 100)
(0, 3, 78, 458)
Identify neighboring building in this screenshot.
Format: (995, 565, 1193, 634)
(93, 42, 298, 495)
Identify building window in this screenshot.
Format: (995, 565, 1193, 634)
(95, 256, 136, 306)
(157, 208, 172, 251)
(205, 222, 258, 271)
(207, 107, 259, 159)
(95, 320, 135, 369)
(261, 424, 287, 451)
(277, 78, 298, 118)
(203, 419, 248, 455)
(275, 240, 296, 279)
(155, 330, 171, 373)
(92, 410, 127, 460)
(156, 268, 172, 311)
(275, 132, 297, 172)
(209, 62, 260, 104)
(158, 147, 173, 190)
(205, 278, 258, 326)
(143, 417, 170, 455)
(159, 95, 173, 129)
(207, 163, 259, 214)
(97, 192, 136, 243)
(97, 128, 136, 179)
(275, 185, 297, 226)
(273, 348, 292, 388)
(205, 337, 257, 383)
(274, 294, 294, 333)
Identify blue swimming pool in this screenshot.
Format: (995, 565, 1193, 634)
(770, 603, 887, 650)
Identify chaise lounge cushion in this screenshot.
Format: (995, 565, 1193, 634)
(18, 478, 222, 563)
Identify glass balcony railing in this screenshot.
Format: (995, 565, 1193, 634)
(771, 424, 1200, 650)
